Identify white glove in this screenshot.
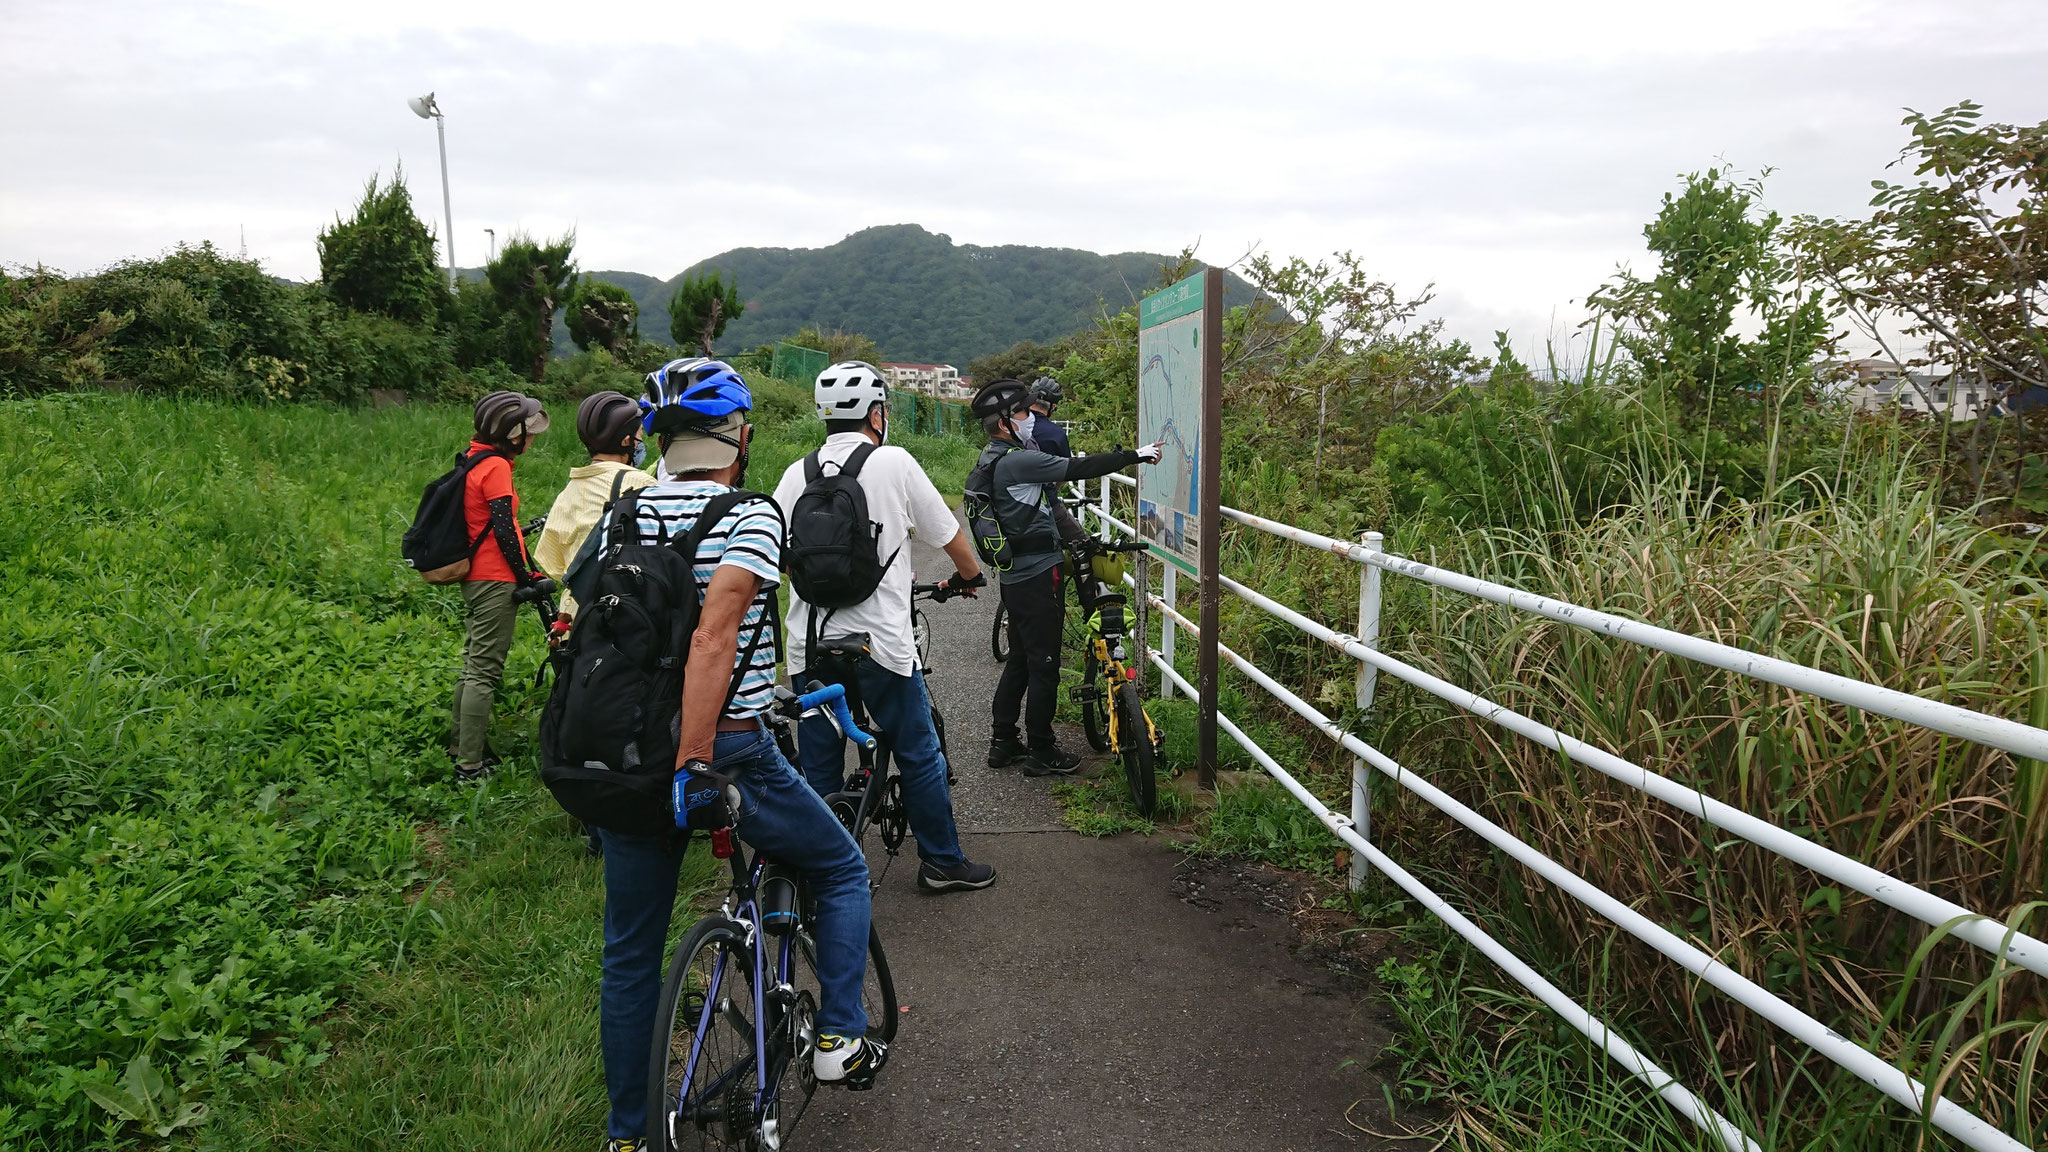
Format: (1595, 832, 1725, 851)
(1136, 441, 1164, 464)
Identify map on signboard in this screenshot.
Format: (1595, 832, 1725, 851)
(1136, 272, 1204, 576)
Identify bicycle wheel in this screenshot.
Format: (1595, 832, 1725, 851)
(647, 917, 758, 1152)
(1115, 681, 1158, 817)
(912, 608, 931, 669)
(1079, 650, 1111, 753)
(793, 922, 900, 1045)
(990, 602, 1009, 662)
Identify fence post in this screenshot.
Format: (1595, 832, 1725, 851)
(1099, 475, 1112, 542)
(1351, 529, 1384, 891)
(1160, 565, 1177, 700)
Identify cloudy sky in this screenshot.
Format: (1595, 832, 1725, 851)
(4, 0, 2045, 357)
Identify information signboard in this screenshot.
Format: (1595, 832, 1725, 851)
(1137, 267, 1224, 788)
(1136, 272, 1206, 577)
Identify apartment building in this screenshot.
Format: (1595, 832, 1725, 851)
(880, 362, 971, 399)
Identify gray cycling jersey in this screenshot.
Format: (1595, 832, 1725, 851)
(978, 439, 1144, 584)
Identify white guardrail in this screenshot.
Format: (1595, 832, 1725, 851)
(1069, 471, 2047, 1152)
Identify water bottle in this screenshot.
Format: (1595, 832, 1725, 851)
(760, 866, 799, 936)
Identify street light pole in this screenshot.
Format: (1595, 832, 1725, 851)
(408, 92, 455, 288)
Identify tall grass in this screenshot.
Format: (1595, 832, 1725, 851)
(1388, 460, 2048, 1145)
(1100, 367, 2048, 1145)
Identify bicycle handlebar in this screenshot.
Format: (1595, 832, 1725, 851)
(790, 682, 878, 751)
(912, 577, 983, 602)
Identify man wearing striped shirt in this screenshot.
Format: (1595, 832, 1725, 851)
(592, 365, 880, 1152)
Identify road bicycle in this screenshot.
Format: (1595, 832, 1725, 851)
(802, 582, 965, 876)
(1064, 535, 1166, 817)
(648, 682, 899, 1152)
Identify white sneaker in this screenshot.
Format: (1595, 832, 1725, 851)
(812, 1033, 886, 1089)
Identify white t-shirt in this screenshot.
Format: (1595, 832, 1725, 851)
(773, 433, 960, 677)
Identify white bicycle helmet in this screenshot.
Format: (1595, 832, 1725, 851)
(814, 360, 888, 422)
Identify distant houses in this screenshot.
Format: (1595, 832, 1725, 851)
(1834, 359, 1999, 421)
(881, 362, 973, 400)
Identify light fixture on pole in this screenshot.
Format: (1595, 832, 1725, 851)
(407, 92, 456, 288)
(484, 227, 496, 263)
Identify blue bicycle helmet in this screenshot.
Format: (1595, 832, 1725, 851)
(640, 358, 752, 435)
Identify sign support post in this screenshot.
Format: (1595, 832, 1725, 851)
(1196, 268, 1223, 790)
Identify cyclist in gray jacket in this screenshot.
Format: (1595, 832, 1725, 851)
(969, 379, 1162, 775)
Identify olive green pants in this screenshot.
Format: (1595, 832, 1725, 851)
(451, 579, 518, 767)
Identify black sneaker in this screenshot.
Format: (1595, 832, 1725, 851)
(987, 737, 1027, 769)
(917, 859, 996, 892)
(453, 762, 494, 783)
(1021, 746, 1081, 776)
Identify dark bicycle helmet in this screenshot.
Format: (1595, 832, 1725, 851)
(971, 378, 1033, 422)
(575, 391, 641, 455)
(474, 390, 549, 445)
(640, 358, 752, 436)
(1029, 376, 1063, 407)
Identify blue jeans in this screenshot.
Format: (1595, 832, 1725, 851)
(798, 660, 965, 868)
(598, 725, 872, 1141)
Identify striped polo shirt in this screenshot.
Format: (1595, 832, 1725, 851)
(606, 480, 783, 719)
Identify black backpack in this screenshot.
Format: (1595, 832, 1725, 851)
(401, 447, 509, 583)
(785, 443, 897, 609)
(536, 489, 777, 836)
(962, 442, 1053, 572)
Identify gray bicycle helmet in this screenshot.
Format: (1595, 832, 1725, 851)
(474, 390, 549, 445)
(1029, 376, 1063, 407)
(575, 391, 640, 455)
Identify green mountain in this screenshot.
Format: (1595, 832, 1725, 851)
(572, 225, 1254, 367)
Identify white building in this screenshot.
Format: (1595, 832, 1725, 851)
(1835, 359, 1994, 422)
(879, 362, 968, 399)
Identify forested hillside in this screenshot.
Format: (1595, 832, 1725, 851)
(555, 224, 1256, 365)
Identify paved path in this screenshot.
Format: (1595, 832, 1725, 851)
(802, 521, 1392, 1151)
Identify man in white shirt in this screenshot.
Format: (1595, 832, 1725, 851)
(774, 361, 996, 892)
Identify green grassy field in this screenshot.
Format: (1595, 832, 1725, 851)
(0, 390, 973, 1150)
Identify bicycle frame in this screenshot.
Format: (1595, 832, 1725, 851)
(671, 681, 872, 1143)
(672, 849, 799, 1133)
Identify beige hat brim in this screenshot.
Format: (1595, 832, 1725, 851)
(660, 412, 745, 474)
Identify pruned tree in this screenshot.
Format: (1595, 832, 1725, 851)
(667, 271, 744, 356)
(316, 169, 451, 327)
(486, 233, 576, 382)
(565, 278, 638, 355)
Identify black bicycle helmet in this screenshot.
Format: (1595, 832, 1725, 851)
(474, 390, 548, 445)
(575, 391, 641, 455)
(971, 378, 1033, 422)
(1029, 376, 1063, 407)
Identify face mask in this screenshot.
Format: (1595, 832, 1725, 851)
(878, 411, 891, 445)
(630, 438, 647, 467)
(1013, 413, 1037, 444)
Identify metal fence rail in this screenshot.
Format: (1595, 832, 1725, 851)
(1075, 471, 2045, 1152)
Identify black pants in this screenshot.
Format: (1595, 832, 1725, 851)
(993, 565, 1064, 747)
